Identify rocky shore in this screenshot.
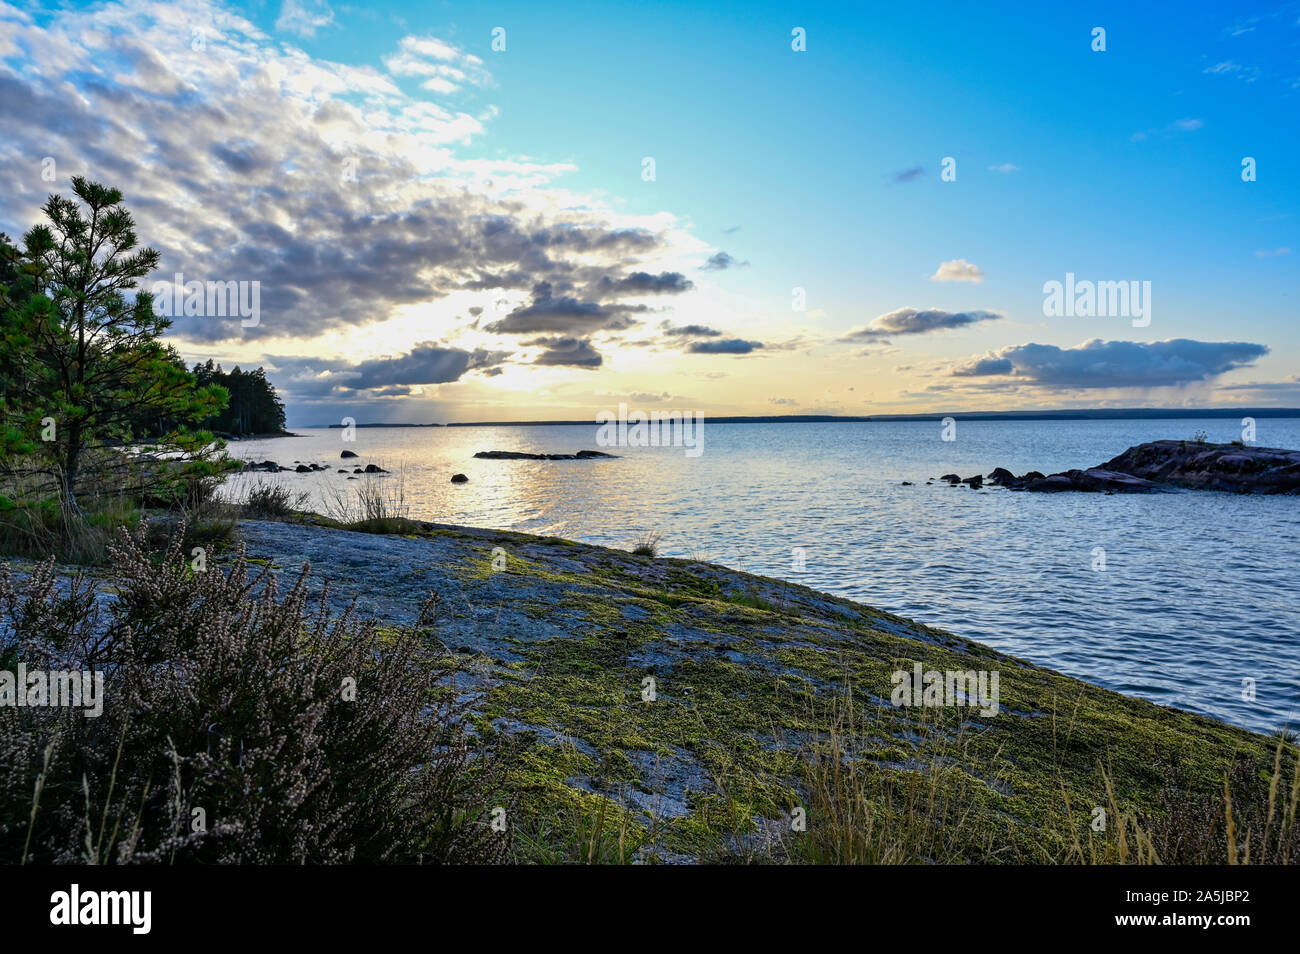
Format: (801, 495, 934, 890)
(160, 516, 1279, 859)
(931, 440, 1300, 494)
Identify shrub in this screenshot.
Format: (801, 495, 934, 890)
(0, 522, 508, 864)
(631, 531, 662, 557)
(241, 479, 307, 520)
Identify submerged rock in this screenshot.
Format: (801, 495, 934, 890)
(474, 449, 618, 461)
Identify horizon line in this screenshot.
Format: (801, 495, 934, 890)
(294, 406, 1300, 429)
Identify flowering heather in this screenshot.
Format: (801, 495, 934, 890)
(0, 523, 508, 864)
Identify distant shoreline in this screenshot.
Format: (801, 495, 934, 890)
(286, 407, 1300, 429)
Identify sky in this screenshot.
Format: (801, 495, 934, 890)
(0, 0, 1297, 425)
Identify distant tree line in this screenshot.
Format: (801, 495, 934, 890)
(190, 360, 286, 437)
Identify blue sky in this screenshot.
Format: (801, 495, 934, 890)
(0, 0, 1297, 422)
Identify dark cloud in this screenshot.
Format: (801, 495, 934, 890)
(950, 338, 1270, 389)
(702, 251, 748, 271)
(526, 336, 603, 368)
(891, 166, 925, 183)
(266, 342, 510, 403)
(663, 324, 723, 338)
(588, 271, 693, 297)
(843, 308, 1003, 340)
(485, 281, 644, 334)
(687, 338, 764, 355)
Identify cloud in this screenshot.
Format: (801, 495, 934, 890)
(276, 0, 334, 38)
(383, 34, 489, 93)
(266, 342, 510, 402)
(663, 324, 722, 338)
(702, 251, 748, 270)
(1203, 60, 1259, 82)
(891, 166, 925, 183)
(987, 163, 1019, 174)
(526, 336, 603, 368)
(842, 307, 1002, 340)
(1254, 247, 1292, 258)
(0, 0, 694, 348)
(949, 338, 1269, 389)
(1131, 118, 1204, 141)
(687, 339, 763, 355)
(485, 282, 645, 334)
(929, 259, 985, 283)
(588, 271, 693, 297)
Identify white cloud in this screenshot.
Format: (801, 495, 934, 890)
(275, 0, 334, 38)
(987, 163, 1019, 174)
(929, 259, 985, 283)
(383, 34, 489, 93)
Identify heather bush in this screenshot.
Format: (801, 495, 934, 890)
(0, 522, 508, 864)
(241, 479, 307, 520)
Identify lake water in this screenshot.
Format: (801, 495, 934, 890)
(225, 418, 1300, 734)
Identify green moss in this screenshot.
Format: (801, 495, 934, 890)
(236, 514, 1288, 862)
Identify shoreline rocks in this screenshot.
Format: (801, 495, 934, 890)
(940, 440, 1300, 495)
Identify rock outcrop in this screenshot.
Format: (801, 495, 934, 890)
(1097, 440, 1300, 494)
(966, 440, 1300, 494)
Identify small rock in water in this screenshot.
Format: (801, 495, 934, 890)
(450, 473, 469, 483)
(340, 450, 359, 458)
